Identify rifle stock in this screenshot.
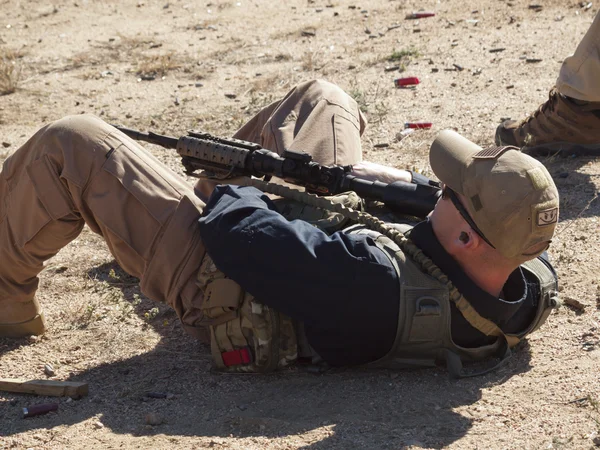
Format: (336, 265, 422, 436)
(113, 125, 440, 218)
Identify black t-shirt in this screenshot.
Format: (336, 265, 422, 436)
(198, 185, 542, 366)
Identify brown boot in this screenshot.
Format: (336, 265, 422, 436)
(495, 88, 600, 156)
(0, 298, 47, 338)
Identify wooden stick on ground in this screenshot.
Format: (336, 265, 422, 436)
(0, 378, 89, 398)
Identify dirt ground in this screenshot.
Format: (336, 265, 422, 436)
(1, 0, 599, 448)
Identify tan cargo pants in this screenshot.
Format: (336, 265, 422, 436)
(556, 10, 600, 102)
(0, 79, 365, 338)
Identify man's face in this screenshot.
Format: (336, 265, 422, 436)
(435, 184, 497, 249)
(429, 184, 463, 226)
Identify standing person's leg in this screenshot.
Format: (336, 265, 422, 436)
(556, 11, 600, 101)
(495, 12, 600, 155)
(0, 115, 207, 338)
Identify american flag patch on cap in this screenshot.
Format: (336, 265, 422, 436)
(473, 145, 518, 159)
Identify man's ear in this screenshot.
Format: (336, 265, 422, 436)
(458, 230, 481, 250)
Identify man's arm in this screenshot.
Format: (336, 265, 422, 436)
(350, 161, 436, 187)
(349, 161, 412, 184)
(197, 184, 400, 365)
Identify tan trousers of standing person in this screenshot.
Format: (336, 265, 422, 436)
(0, 79, 365, 338)
(556, 10, 600, 102)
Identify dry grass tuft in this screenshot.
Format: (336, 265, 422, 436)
(0, 48, 24, 95)
(244, 73, 285, 113)
(136, 51, 183, 78)
(301, 48, 327, 71)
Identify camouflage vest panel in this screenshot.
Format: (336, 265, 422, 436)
(346, 227, 559, 375)
(197, 192, 364, 373)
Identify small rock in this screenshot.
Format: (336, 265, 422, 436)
(564, 296, 586, 312)
(2, 142, 10, 148)
(93, 420, 104, 429)
(10, 399, 18, 406)
(593, 436, 600, 446)
(146, 392, 168, 399)
(145, 412, 163, 426)
(44, 363, 55, 377)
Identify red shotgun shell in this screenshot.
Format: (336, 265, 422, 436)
(23, 403, 59, 418)
(394, 77, 420, 87)
(406, 12, 436, 19)
(405, 122, 432, 129)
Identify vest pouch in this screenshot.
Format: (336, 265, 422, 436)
(403, 288, 447, 345)
(369, 286, 450, 370)
(409, 296, 442, 342)
(198, 254, 298, 373)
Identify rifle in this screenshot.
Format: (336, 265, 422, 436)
(113, 126, 441, 218)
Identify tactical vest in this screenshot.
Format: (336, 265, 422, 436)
(196, 188, 559, 378)
(348, 226, 558, 377)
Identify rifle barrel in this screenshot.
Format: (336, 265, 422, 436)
(113, 126, 179, 149)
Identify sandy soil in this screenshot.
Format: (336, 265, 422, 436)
(1, 0, 599, 449)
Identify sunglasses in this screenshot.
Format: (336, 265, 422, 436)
(441, 185, 496, 249)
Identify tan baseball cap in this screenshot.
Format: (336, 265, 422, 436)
(429, 130, 559, 259)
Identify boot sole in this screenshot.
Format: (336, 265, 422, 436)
(523, 142, 600, 157)
(0, 313, 47, 338)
